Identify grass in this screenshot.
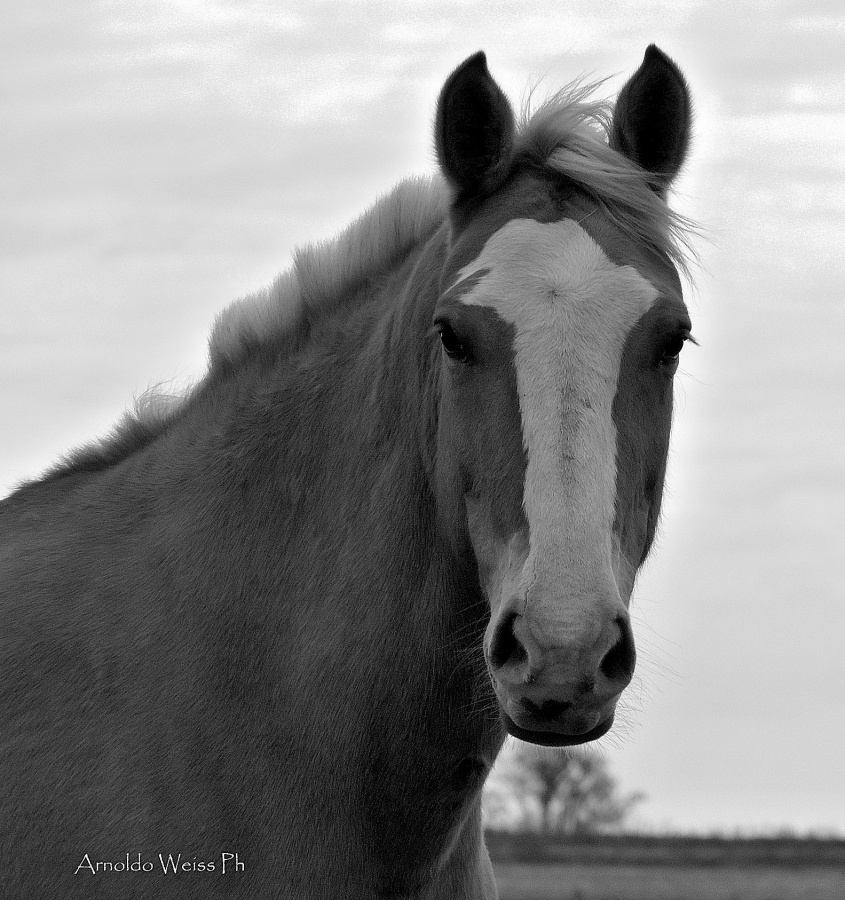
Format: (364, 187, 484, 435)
(493, 862, 845, 900)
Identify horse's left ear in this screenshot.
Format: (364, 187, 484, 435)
(435, 52, 515, 201)
(611, 45, 691, 194)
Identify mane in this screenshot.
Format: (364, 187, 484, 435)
(41, 78, 695, 483)
(209, 175, 449, 370)
(40, 176, 449, 481)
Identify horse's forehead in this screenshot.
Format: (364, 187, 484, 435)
(451, 217, 659, 346)
(452, 217, 663, 597)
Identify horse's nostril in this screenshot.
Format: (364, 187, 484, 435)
(599, 616, 636, 683)
(489, 611, 527, 671)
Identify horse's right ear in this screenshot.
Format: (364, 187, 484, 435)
(435, 52, 515, 201)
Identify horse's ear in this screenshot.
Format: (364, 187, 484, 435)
(610, 45, 691, 194)
(435, 52, 515, 201)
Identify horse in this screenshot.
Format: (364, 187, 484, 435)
(0, 45, 694, 899)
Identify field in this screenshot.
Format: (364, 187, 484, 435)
(493, 862, 845, 900)
(487, 833, 845, 900)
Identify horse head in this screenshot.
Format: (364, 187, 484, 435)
(431, 48, 692, 747)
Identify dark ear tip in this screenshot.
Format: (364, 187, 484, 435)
(438, 52, 490, 108)
(642, 44, 688, 87)
(644, 44, 669, 64)
(452, 51, 488, 80)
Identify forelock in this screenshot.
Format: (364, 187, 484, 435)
(515, 79, 697, 279)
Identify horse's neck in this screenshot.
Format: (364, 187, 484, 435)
(174, 229, 501, 892)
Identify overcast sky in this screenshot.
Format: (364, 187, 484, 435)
(2, 0, 844, 834)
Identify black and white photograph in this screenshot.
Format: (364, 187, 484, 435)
(2, 1, 843, 897)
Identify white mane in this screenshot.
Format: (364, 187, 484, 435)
(208, 175, 449, 369)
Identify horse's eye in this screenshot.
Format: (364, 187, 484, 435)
(660, 333, 688, 366)
(435, 320, 471, 363)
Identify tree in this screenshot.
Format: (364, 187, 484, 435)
(483, 743, 644, 835)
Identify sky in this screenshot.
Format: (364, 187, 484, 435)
(2, 0, 844, 834)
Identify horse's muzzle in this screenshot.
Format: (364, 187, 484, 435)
(486, 605, 636, 747)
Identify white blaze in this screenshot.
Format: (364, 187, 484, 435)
(456, 219, 658, 629)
